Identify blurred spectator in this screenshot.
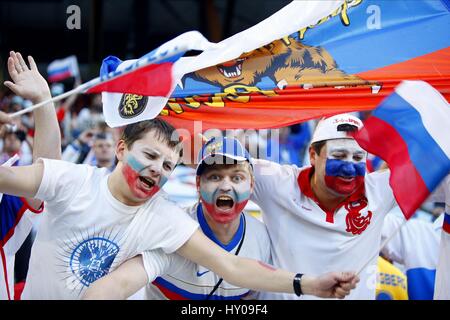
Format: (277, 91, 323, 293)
(266, 123, 311, 165)
(62, 128, 115, 170)
(83, 133, 115, 170)
(0, 127, 32, 166)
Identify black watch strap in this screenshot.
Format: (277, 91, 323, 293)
(293, 273, 303, 296)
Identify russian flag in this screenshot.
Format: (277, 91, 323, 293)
(86, 31, 215, 127)
(47, 55, 79, 83)
(353, 81, 450, 219)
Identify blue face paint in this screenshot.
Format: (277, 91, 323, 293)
(158, 175, 169, 188)
(324, 159, 365, 195)
(325, 159, 366, 177)
(125, 154, 146, 172)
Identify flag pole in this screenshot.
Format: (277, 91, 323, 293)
(9, 80, 95, 118)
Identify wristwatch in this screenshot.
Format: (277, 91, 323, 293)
(293, 273, 303, 296)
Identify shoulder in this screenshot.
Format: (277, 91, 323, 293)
(243, 213, 270, 242)
(253, 159, 301, 178)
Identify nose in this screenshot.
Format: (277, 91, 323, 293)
(341, 162, 356, 176)
(218, 177, 233, 192)
(147, 160, 163, 178)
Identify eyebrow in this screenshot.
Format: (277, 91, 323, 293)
(142, 148, 161, 155)
(330, 148, 365, 154)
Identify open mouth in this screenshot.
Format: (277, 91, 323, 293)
(215, 195, 235, 209)
(139, 176, 156, 189)
(217, 59, 245, 78)
(337, 176, 355, 182)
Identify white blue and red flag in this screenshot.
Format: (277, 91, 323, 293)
(353, 80, 450, 219)
(47, 55, 79, 83)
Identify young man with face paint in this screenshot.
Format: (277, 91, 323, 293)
(85, 137, 272, 300)
(0, 115, 360, 300)
(82, 137, 361, 300)
(251, 113, 401, 300)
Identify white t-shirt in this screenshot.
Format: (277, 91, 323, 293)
(381, 211, 441, 300)
(252, 159, 396, 300)
(22, 159, 198, 299)
(0, 196, 43, 300)
(141, 203, 271, 300)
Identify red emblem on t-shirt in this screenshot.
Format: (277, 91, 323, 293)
(345, 198, 372, 235)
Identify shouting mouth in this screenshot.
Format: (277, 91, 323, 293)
(215, 195, 235, 211)
(138, 176, 156, 190)
(218, 59, 245, 78)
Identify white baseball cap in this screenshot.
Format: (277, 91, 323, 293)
(310, 113, 363, 144)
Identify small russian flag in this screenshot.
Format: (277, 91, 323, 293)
(444, 212, 450, 234)
(47, 55, 79, 83)
(353, 81, 450, 219)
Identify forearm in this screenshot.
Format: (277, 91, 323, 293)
(83, 255, 148, 300)
(32, 92, 61, 161)
(217, 256, 317, 296)
(83, 276, 130, 300)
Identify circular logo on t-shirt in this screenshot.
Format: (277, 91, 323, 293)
(70, 237, 119, 287)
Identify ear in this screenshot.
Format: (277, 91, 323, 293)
(250, 174, 255, 193)
(115, 140, 127, 162)
(195, 176, 201, 193)
(309, 146, 316, 167)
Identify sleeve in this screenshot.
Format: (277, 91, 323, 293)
(34, 158, 89, 214)
(380, 213, 406, 264)
(251, 159, 299, 204)
(149, 201, 199, 254)
(0, 195, 40, 254)
(366, 169, 397, 214)
(141, 250, 173, 283)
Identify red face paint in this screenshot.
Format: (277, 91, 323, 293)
(324, 175, 364, 195)
(200, 196, 248, 224)
(122, 163, 160, 200)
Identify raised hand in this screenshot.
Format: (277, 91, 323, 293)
(310, 271, 360, 299)
(3, 51, 51, 104)
(0, 111, 13, 126)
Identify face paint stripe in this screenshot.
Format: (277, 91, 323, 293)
(125, 154, 147, 172)
(325, 159, 366, 177)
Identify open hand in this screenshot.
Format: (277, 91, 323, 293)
(4, 51, 51, 103)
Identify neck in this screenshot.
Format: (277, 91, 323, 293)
(108, 164, 143, 207)
(310, 173, 347, 211)
(201, 203, 241, 245)
(97, 159, 113, 169)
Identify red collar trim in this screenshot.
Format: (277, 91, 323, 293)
(297, 166, 366, 223)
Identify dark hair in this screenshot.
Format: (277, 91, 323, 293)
(94, 133, 111, 141)
(311, 141, 326, 156)
(121, 118, 182, 155)
(5, 129, 26, 142)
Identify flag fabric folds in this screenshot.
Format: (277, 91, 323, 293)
(353, 80, 450, 219)
(97, 1, 346, 127)
(47, 55, 79, 83)
(93, 0, 450, 132)
(160, 0, 450, 132)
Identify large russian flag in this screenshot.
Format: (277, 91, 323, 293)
(353, 81, 450, 219)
